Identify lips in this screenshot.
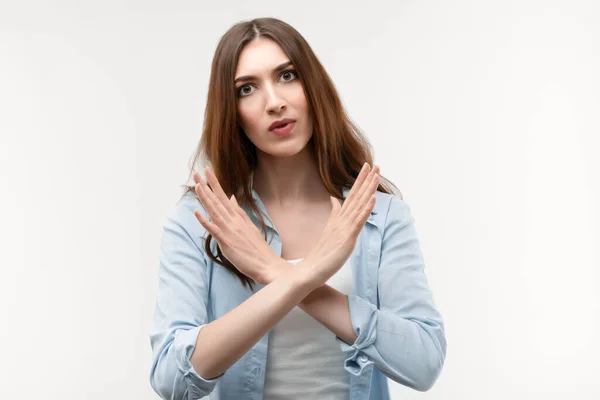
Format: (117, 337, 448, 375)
(269, 118, 296, 131)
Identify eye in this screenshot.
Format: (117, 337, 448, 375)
(237, 84, 254, 97)
(236, 70, 298, 98)
(280, 70, 298, 82)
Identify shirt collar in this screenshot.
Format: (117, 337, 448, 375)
(248, 170, 378, 219)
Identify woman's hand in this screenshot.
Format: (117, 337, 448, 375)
(298, 163, 380, 287)
(192, 167, 285, 285)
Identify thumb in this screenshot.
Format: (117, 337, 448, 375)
(330, 196, 340, 213)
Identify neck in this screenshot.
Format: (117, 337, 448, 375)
(251, 147, 330, 207)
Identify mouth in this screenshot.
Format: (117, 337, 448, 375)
(269, 120, 296, 136)
(269, 118, 296, 131)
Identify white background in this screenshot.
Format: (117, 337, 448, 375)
(1, 1, 598, 399)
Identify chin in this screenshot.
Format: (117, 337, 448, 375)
(259, 142, 309, 158)
(271, 146, 305, 157)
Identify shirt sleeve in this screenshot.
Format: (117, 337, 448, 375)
(149, 197, 224, 399)
(335, 195, 447, 392)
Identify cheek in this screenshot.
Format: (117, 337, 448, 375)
(290, 87, 309, 112)
(237, 102, 261, 132)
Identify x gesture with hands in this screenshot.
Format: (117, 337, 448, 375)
(193, 163, 379, 288)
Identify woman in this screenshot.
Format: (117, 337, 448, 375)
(149, 17, 446, 400)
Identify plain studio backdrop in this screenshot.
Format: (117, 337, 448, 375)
(1, 1, 598, 399)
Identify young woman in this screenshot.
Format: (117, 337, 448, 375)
(149, 17, 446, 400)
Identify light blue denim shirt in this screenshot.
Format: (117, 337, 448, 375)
(149, 182, 447, 400)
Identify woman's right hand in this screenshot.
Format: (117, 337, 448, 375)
(192, 167, 286, 285)
(298, 163, 380, 287)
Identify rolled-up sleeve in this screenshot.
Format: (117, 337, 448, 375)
(149, 199, 223, 399)
(336, 196, 447, 392)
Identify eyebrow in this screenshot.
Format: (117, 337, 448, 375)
(234, 61, 294, 84)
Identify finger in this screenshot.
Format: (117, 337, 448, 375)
(342, 163, 376, 218)
(195, 181, 226, 226)
(341, 163, 371, 214)
(198, 170, 231, 222)
(330, 196, 342, 214)
(352, 195, 376, 233)
(361, 167, 379, 205)
(348, 168, 379, 223)
(231, 196, 268, 242)
(230, 194, 250, 221)
(194, 209, 225, 242)
(205, 168, 236, 216)
(193, 170, 202, 184)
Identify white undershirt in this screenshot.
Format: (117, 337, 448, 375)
(263, 258, 354, 399)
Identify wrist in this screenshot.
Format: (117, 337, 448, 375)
(286, 259, 324, 292)
(267, 259, 319, 291)
(264, 258, 293, 285)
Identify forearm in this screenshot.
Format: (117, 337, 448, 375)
(269, 262, 358, 345)
(298, 284, 357, 344)
(190, 262, 315, 380)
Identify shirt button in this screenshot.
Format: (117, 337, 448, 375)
(359, 355, 368, 363)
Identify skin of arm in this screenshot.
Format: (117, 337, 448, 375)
(190, 260, 321, 379)
(189, 166, 377, 380)
(267, 261, 357, 344)
(190, 258, 357, 380)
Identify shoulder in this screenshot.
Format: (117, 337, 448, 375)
(372, 190, 415, 230)
(165, 191, 208, 240)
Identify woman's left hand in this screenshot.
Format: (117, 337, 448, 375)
(193, 167, 286, 285)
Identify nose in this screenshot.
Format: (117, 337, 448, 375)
(265, 84, 286, 114)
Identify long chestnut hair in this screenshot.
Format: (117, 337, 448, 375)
(181, 17, 401, 290)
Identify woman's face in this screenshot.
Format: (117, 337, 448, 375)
(234, 37, 313, 158)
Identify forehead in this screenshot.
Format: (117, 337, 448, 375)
(235, 37, 289, 76)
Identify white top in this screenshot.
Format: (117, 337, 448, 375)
(263, 258, 354, 399)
